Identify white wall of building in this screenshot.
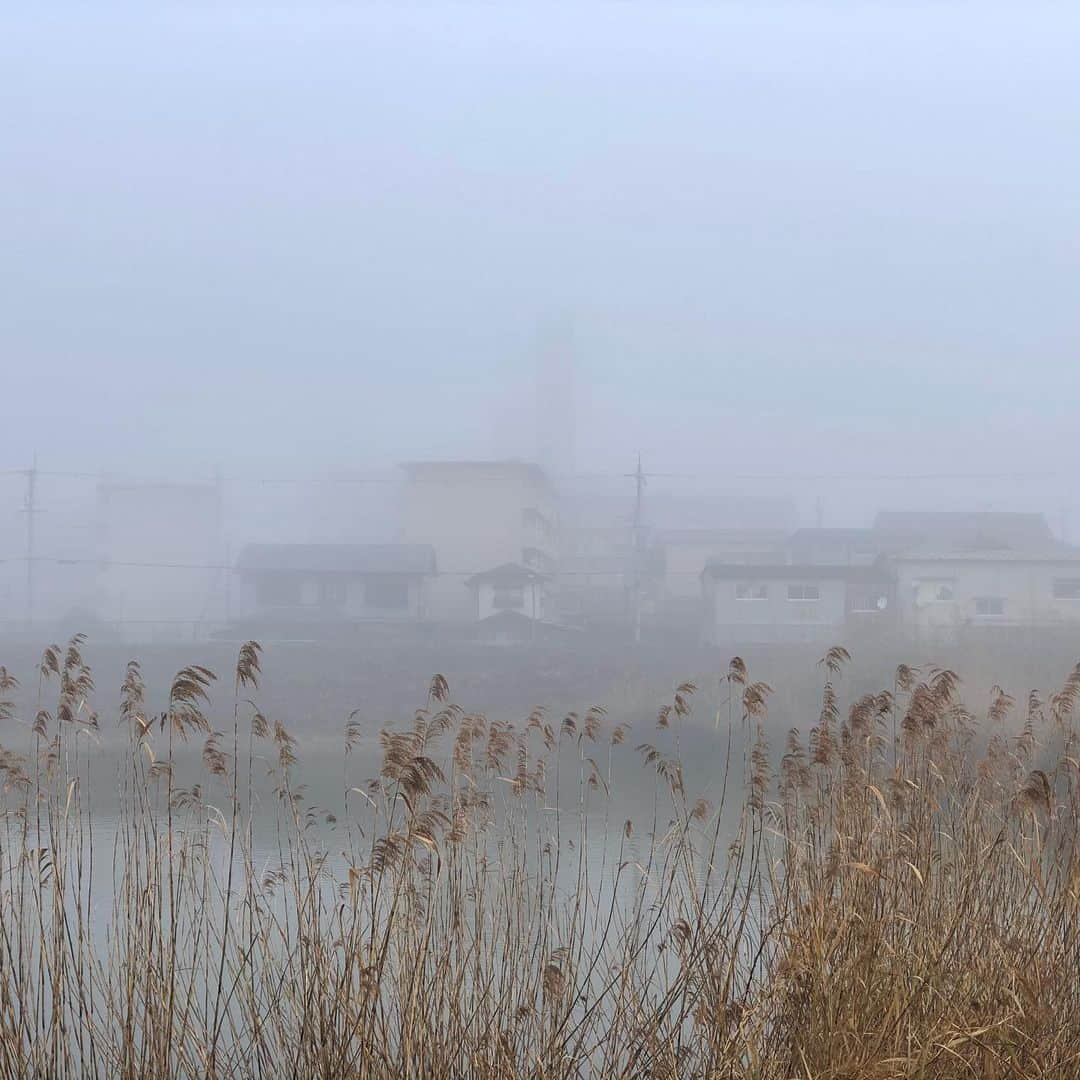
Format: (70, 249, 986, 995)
(473, 579, 546, 622)
(895, 557, 1080, 644)
(232, 574, 428, 622)
(402, 463, 557, 621)
(705, 576, 849, 646)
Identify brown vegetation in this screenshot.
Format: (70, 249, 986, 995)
(0, 636, 1077, 1077)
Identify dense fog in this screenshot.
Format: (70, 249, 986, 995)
(3, 1, 1080, 724)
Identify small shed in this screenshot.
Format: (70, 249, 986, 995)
(465, 563, 549, 624)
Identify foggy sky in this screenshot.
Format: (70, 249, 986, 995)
(3, 2, 1079, 482)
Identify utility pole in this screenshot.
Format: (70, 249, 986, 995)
(627, 454, 647, 644)
(22, 457, 38, 629)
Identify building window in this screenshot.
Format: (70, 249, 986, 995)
(787, 584, 821, 602)
(365, 581, 409, 610)
(256, 575, 301, 607)
(493, 586, 525, 610)
(974, 596, 1005, 617)
(850, 586, 888, 613)
(1053, 579, 1080, 599)
(318, 578, 347, 608)
(916, 581, 955, 603)
(735, 583, 768, 600)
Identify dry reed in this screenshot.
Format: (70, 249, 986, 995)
(0, 637, 1077, 1077)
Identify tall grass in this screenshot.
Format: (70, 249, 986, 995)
(0, 636, 1077, 1076)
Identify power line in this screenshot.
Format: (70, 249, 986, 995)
(0, 617, 229, 627)
(1, 465, 1074, 485)
(0, 554, 702, 577)
(0, 468, 99, 480)
(563, 468, 1070, 482)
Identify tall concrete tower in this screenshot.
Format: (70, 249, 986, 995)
(534, 314, 576, 480)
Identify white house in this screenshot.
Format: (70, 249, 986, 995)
(894, 550, 1080, 645)
(464, 563, 549, 637)
(701, 562, 895, 647)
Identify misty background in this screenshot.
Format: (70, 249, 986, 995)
(3, 3, 1079, 481)
(1, 1, 1079, 866)
(3, 3, 1080, 712)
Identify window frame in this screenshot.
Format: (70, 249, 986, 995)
(734, 582, 768, 600)
(849, 586, 889, 613)
(787, 583, 821, 602)
(915, 580, 956, 603)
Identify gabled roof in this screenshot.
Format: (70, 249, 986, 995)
(786, 529, 887, 558)
(465, 562, 547, 588)
(873, 512, 1053, 552)
(236, 544, 436, 576)
(891, 549, 1080, 564)
(702, 562, 893, 583)
(788, 528, 879, 545)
